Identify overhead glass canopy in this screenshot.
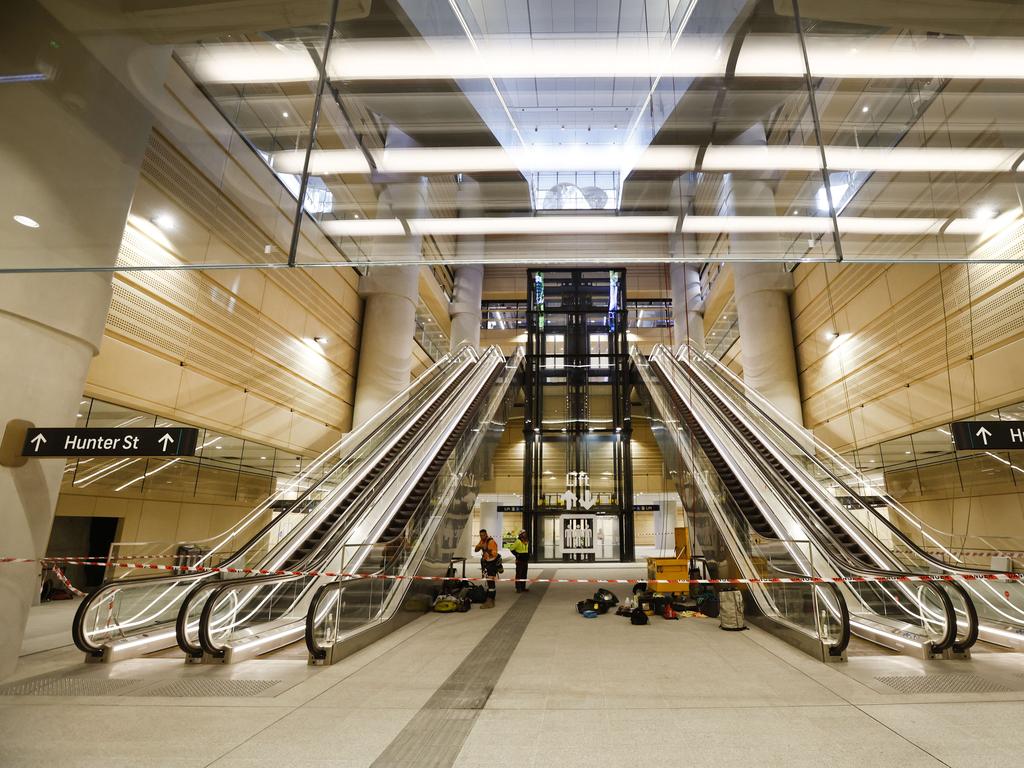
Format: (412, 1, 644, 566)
(7, 0, 1024, 272)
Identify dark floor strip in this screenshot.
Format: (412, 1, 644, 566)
(369, 570, 555, 768)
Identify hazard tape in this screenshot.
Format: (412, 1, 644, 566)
(47, 565, 87, 597)
(1, 556, 1022, 587)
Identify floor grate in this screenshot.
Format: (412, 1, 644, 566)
(137, 679, 282, 697)
(0, 678, 142, 697)
(876, 674, 1014, 695)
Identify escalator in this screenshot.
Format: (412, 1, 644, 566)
(186, 347, 520, 663)
(73, 348, 477, 662)
(640, 346, 974, 659)
(634, 351, 850, 662)
(677, 345, 1024, 650)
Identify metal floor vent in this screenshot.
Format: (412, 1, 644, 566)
(0, 678, 142, 697)
(876, 674, 1014, 695)
(137, 679, 282, 698)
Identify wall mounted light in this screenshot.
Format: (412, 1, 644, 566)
(13, 215, 40, 228)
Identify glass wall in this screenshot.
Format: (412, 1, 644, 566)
(62, 398, 314, 503)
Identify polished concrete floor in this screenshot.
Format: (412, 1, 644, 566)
(3, 567, 1024, 767)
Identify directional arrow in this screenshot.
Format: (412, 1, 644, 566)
(579, 492, 596, 510)
(157, 433, 175, 451)
(561, 490, 577, 508)
(29, 434, 46, 452)
(976, 426, 993, 446)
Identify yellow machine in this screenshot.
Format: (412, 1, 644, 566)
(646, 527, 692, 594)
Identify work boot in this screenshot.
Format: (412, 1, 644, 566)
(480, 598, 495, 609)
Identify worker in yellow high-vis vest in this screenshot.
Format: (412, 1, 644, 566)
(509, 530, 530, 593)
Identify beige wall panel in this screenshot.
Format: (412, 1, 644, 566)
(975, 335, 1024, 406)
(885, 263, 938, 304)
(174, 504, 215, 541)
(241, 394, 295, 444)
(858, 387, 912, 445)
(175, 367, 246, 430)
(135, 500, 181, 542)
(259, 281, 306, 340)
(906, 370, 956, 426)
(207, 267, 267, 309)
(87, 336, 184, 414)
(288, 413, 343, 456)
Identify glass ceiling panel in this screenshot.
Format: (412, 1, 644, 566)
(6, 1, 1024, 273)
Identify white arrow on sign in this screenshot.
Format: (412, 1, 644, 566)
(976, 426, 993, 446)
(29, 434, 46, 452)
(579, 492, 596, 510)
(561, 490, 577, 507)
(158, 433, 175, 452)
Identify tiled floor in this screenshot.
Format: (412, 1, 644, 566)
(3, 567, 1024, 767)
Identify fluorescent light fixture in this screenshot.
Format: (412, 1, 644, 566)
(321, 218, 405, 237)
(410, 215, 677, 236)
(276, 145, 1024, 178)
(271, 149, 370, 175)
(736, 34, 1024, 79)
(13, 215, 39, 228)
(327, 37, 730, 81)
(188, 35, 1024, 85)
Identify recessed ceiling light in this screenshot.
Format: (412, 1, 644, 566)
(861, 105, 869, 113)
(260, 456, 267, 460)
(76, 413, 83, 418)
(313, 336, 328, 345)
(974, 206, 996, 220)
(282, 111, 289, 118)
(13, 215, 39, 228)
(152, 213, 175, 230)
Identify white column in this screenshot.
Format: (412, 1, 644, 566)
(449, 265, 483, 352)
(0, 5, 161, 678)
(449, 178, 484, 352)
(670, 261, 704, 353)
(351, 126, 430, 429)
(654, 500, 679, 557)
(722, 125, 803, 426)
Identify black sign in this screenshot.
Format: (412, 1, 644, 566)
(837, 496, 889, 510)
(633, 504, 660, 512)
(22, 427, 199, 458)
(497, 505, 523, 513)
(951, 421, 1024, 451)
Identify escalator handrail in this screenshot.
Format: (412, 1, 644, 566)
(651, 351, 968, 653)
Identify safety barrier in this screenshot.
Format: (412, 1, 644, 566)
(3, 555, 1022, 587)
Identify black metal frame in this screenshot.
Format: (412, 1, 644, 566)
(522, 270, 634, 562)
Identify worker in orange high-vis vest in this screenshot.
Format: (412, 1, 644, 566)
(474, 529, 500, 609)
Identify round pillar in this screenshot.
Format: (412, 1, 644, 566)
(0, 6, 160, 678)
(351, 179, 428, 428)
(670, 260, 704, 353)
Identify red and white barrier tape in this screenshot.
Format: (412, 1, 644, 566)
(47, 565, 87, 597)
(2, 556, 1022, 587)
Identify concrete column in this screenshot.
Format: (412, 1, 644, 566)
(449, 179, 484, 352)
(351, 175, 428, 428)
(449, 265, 484, 352)
(0, 4, 161, 678)
(723, 126, 803, 426)
(670, 261, 704, 353)
(654, 499, 679, 557)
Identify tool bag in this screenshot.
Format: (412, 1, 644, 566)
(433, 594, 461, 613)
(577, 598, 607, 615)
(468, 584, 487, 603)
(630, 607, 649, 625)
(718, 589, 747, 631)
